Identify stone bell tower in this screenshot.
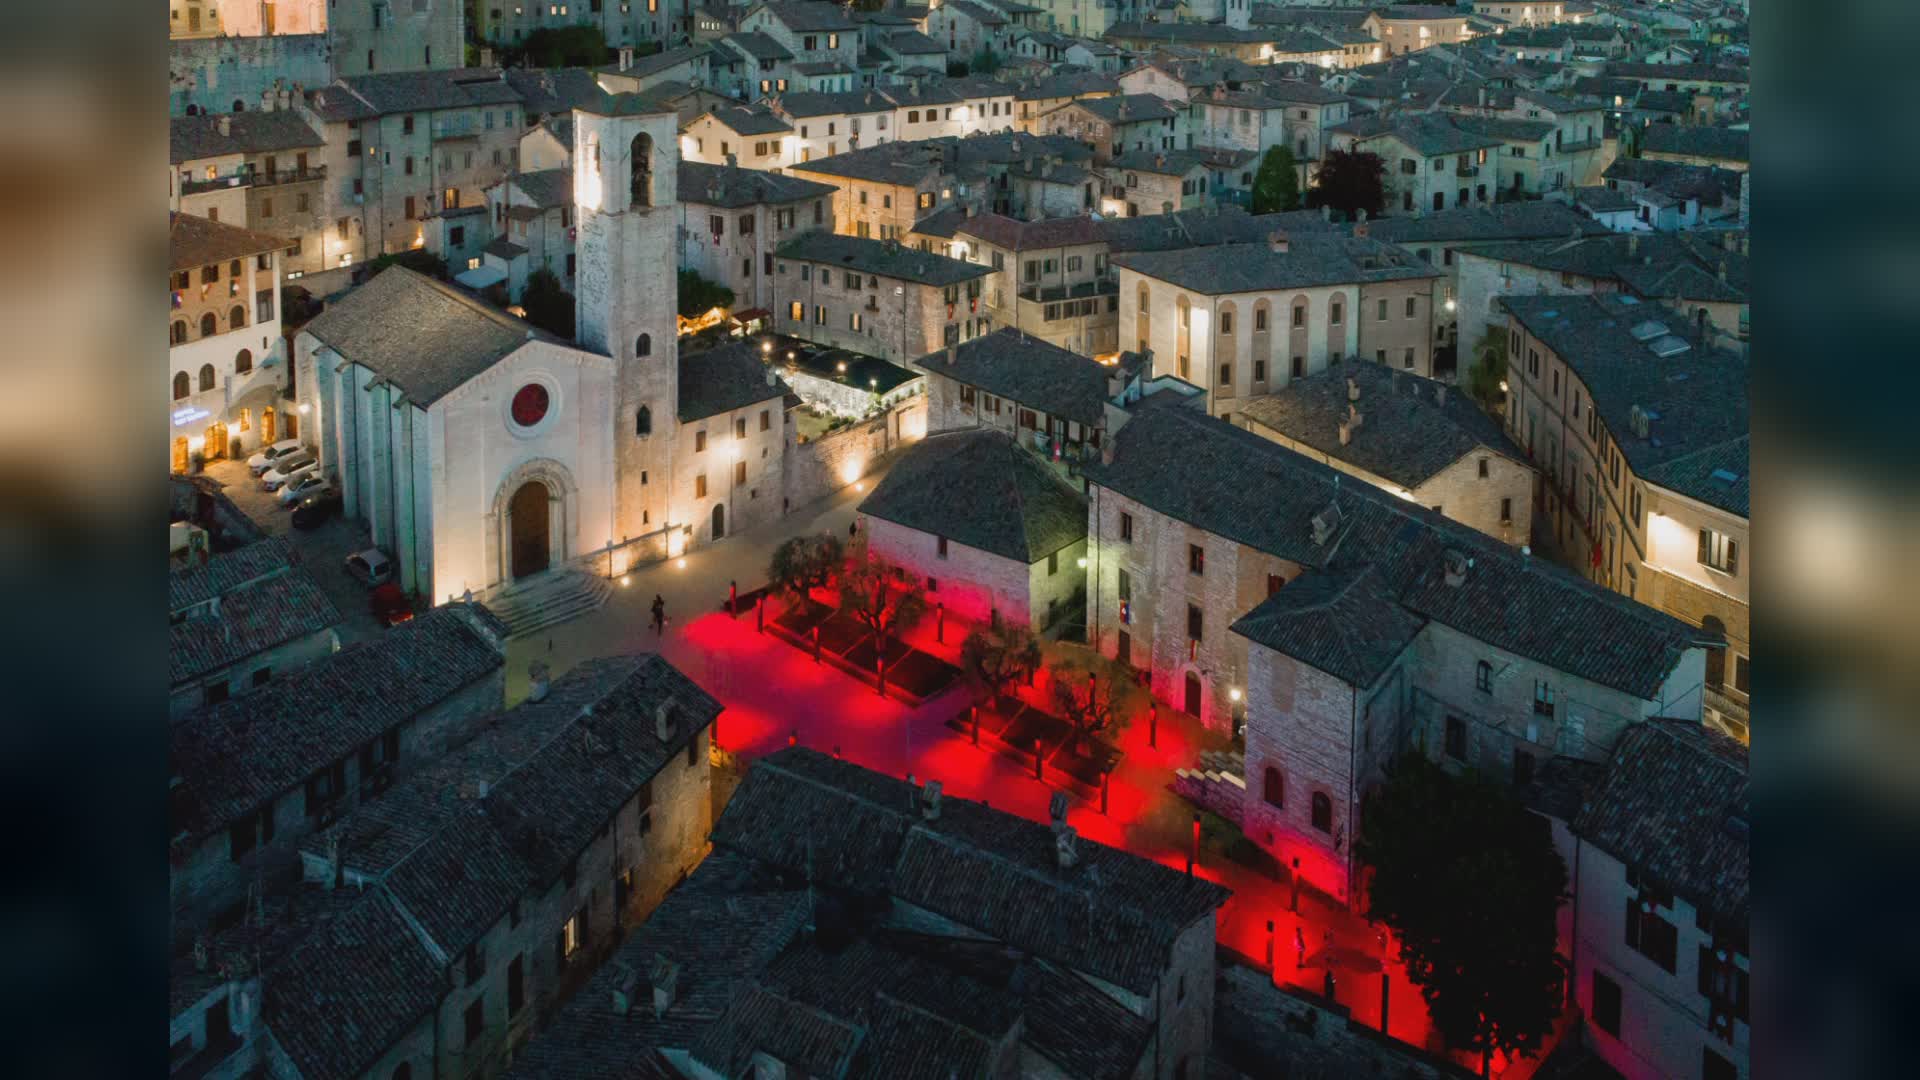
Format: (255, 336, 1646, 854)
(573, 96, 681, 552)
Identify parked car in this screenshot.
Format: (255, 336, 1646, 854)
(344, 548, 393, 587)
(246, 439, 304, 475)
(290, 490, 343, 530)
(259, 453, 316, 491)
(276, 472, 331, 507)
(370, 583, 415, 627)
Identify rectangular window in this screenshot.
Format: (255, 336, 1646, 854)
(1119, 512, 1133, 542)
(789, 301, 804, 321)
(560, 912, 582, 961)
(1444, 716, 1467, 761)
(1048, 551, 1059, 576)
(936, 536, 948, 559)
(1186, 604, 1203, 642)
(1698, 528, 1738, 575)
(760, 409, 771, 432)
(695, 431, 707, 452)
(1188, 544, 1205, 575)
(1533, 680, 1555, 717)
(1624, 900, 1678, 973)
(1406, 296, 1417, 318)
(464, 998, 483, 1048)
(1513, 749, 1535, 787)
(695, 474, 708, 498)
(734, 461, 747, 485)
(1591, 971, 1621, 1036)
(1253, 359, 1267, 382)
(507, 955, 525, 1016)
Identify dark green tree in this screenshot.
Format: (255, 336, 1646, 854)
(514, 26, 611, 68)
(839, 555, 928, 653)
(768, 533, 844, 609)
(969, 47, 1004, 76)
(519, 267, 576, 340)
(364, 248, 447, 281)
(1465, 327, 1510, 409)
(1305, 148, 1388, 221)
(678, 269, 736, 319)
(1357, 754, 1570, 1077)
(959, 624, 1042, 707)
(1046, 649, 1144, 752)
(1250, 145, 1302, 213)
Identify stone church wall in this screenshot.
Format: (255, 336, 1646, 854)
(783, 396, 926, 511)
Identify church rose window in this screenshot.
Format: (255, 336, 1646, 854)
(511, 383, 550, 427)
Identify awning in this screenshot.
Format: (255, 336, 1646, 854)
(455, 265, 509, 290)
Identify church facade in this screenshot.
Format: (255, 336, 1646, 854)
(296, 95, 789, 604)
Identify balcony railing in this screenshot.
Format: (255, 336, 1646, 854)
(432, 116, 478, 141)
(181, 174, 248, 196)
(1558, 137, 1604, 153)
(252, 165, 327, 188)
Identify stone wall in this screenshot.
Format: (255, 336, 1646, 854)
(862, 515, 1037, 629)
(170, 35, 331, 116)
(1243, 643, 1362, 903)
(783, 397, 926, 510)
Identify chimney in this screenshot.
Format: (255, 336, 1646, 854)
(1627, 233, 1639, 256)
(1338, 420, 1352, 446)
(260, 89, 274, 113)
(650, 954, 681, 1018)
(1357, 208, 1368, 225)
(920, 779, 943, 821)
(654, 703, 678, 742)
(619, 46, 635, 72)
(1434, 383, 1447, 407)
(1354, 220, 1369, 239)
(1161, 201, 1174, 215)
(765, 367, 777, 387)
(1267, 230, 1289, 253)
(218, 115, 232, 137)
(1049, 791, 1069, 829)
(1348, 402, 1363, 431)
(1717, 260, 1728, 283)
(724, 152, 737, 170)
(1443, 549, 1470, 588)
(945, 344, 957, 365)
(1346, 376, 1359, 402)
(1321, 205, 1332, 223)
(1055, 826, 1080, 870)
(481, 47, 495, 68)
(527, 661, 550, 702)
(1101, 440, 1116, 465)
(612, 965, 640, 1016)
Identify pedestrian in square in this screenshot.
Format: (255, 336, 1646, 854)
(651, 594, 666, 636)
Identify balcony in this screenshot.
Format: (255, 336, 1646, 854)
(1455, 163, 1480, 177)
(182, 174, 248, 197)
(1703, 685, 1749, 741)
(252, 165, 327, 188)
(431, 115, 478, 141)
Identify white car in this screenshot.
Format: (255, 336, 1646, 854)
(260, 453, 316, 491)
(276, 470, 330, 506)
(247, 439, 305, 475)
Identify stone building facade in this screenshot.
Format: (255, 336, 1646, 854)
(167, 214, 292, 469)
(772, 232, 997, 363)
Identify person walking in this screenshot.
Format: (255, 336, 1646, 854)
(1322, 969, 1337, 1003)
(651, 594, 666, 636)
(1293, 926, 1306, 969)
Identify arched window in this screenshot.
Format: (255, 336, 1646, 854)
(630, 133, 654, 208)
(1263, 766, 1283, 808)
(635, 405, 652, 436)
(635, 332, 651, 357)
(172, 371, 191, 400)
(198, 364, 217, 392)
(1218, 300, 1236, 335)
(1702, 615, 1726, 687)
(1476, 660, 1492, 693)
(171, 320, 188, 346)
(200, 312, 217, 338)
(233, 99, 246, 112)
(235, 348, 252, 374)
(230, 305, 247, 331)
(1310, 792, 1333, 833)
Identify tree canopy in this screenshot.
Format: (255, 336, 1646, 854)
(1465, 327, 1510, 410)
(1046, 649, 1144, 751)
(678, 269, 736, 319)
(959, 624, 1042, 707)
(512, 27, 611, 69)
(839, 556, 928, 646)
(519, 267, 576, 340)
(1250, 145, 1302, 214)
(769, 533, 844, 607)
(1356, 754, 1570, 1077)
(1305, 148, 1387, 221)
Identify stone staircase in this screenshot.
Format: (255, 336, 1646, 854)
(1172, 749, 1249, 827)
(483, 569, 612, 639)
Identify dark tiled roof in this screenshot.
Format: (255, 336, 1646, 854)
(1013, 70, 1120, 101)
(541, 112, 576, 148)
(170, 110, 324, 163)
(722, 31, 795, 61)
(599, 45, 711, 82)
(579, 90, 680, 117)
(882, 29, 947, 55)
(169, 561, 339, 687)
(1638, 434, 1748, 519)
(775, 231, 993, 287)
(1519, 755, 1607, 823)
(1452, 115, 1557, 142)
(1239, 361, 1526, 489)
(1101, 205, 1298, 253)
(335, 67, 523, 114)
(303, 267, 563, 405)
(859, 429, 1088, 563)
(1605, 62, 1749, 84)
(169, 211, 291, 271)
(1107, 149, 1210, 176)
(169, 605, 505, 844)
(954, 211, 1103, 252)
(908, 205, 969, 239)
(1631, 90, 1696, 115)
(758, 0, 856, 31)
(772, 88, 897, 117)
(169, 536, 296, 613)
(503, 67, 614, 116)
(711, 749, 1231, 994)
(1500, 293, 1748, 491)
(1057, 92, 1183, 124)
(679, 340, 792, 422)
(1085, 400, 1708, 698)
(1113, 235, 1439, 294)
(1465, 231, 1748, 302)
(1104, 20, 1272, 45)
(1642, 123, 1749, 163)
(264, 890, 444, 1080)
(689, 982, 866, 1077)
(1574, 719, 1749, 925)
(1231, 564, 1427, 688)
(1573, 185, 1637, 213)
(1363, 200, 1608, 245)
(705, 103, 794, 136)
(484, 236, 529, 259)
(678, 160, 836, 208)
(945, 0, 1008, 26)
(925, 327, 1111, 427)
(511, 167, 573, 209)
(1331, 112, 1505, 156)
(1257, 78, 1357, 106)
(1371, 4, 1469, 20)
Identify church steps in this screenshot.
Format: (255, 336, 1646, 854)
(484, 570, 612, 638)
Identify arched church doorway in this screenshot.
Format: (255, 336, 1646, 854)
(510, 480, 551, 579)
(711, 502, 726, 541)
